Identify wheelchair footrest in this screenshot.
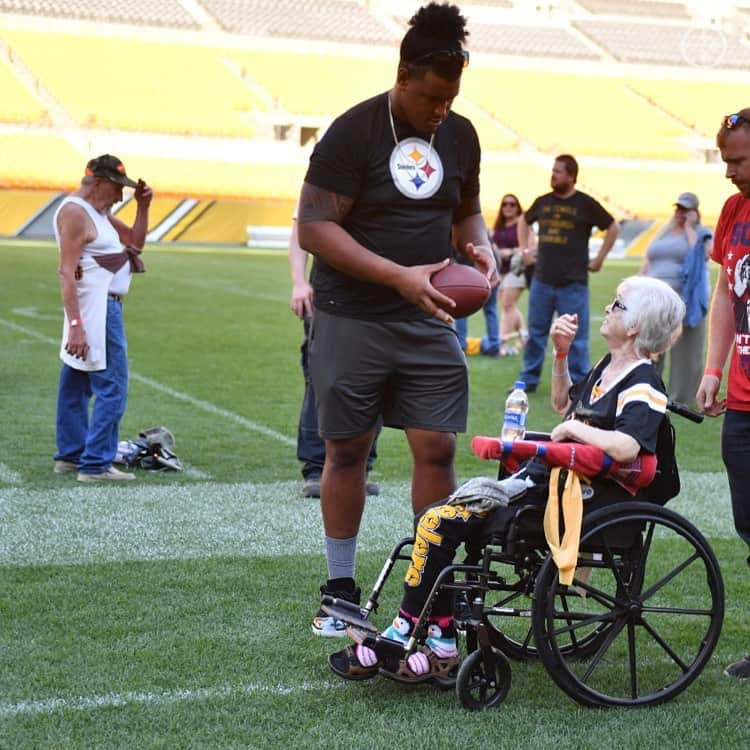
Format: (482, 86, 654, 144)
(361, 635, 408, 669)
(320, 597, 378, 634)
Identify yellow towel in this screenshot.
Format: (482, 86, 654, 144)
(543, 467, 584, 586)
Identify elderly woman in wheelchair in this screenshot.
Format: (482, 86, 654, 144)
(323, 276, 724, 709)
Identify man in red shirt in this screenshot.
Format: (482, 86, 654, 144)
(697, 108, 750, 679)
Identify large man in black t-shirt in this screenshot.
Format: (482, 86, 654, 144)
(516, 155, 619, 390)
(298, 3, 497, 638)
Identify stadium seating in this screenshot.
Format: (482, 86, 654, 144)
(468, 22, 599, 59)
(0, 2, 741, 244)
(479, 159, 551, 219)
(629, 78, 747, 138)
(200, 0, 397, 44)
(112, 154, 306, 201)
(0, 0, 198, 29)
(574, 20, 750, 69)
(575, 0, 689, 19)
(580, 163, 732, 221)
(171, 199, 296, 243)
(229, 50, 394, 118)
(0, 132, 82, 189)
(0, 55, 46, 124)
(0, 188, 57, 235)
(228, 49, 518, 150)
(459, 68, 692, 160)
(0, 28, 263, 136)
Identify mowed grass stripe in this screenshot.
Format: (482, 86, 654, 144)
(0, 462, 23, 484)
(0, 474, 734, 567)
(0, 317, 295, 448)
(0, 680, 342, 718)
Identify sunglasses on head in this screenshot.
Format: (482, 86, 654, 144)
(411, 48, 470, 70)
(722, 112, 750, 130)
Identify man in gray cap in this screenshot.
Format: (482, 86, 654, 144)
(53, 154, 152, 481)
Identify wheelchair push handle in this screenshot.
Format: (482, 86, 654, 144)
(667, 400, 704, 424)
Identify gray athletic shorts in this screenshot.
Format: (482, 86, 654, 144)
(309, 309, 468, 440)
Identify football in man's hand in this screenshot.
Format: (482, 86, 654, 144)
(431, 264, 491, 318)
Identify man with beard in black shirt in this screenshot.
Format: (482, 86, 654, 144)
(298, 2, 497, 638)
(516, 155, 619, 391)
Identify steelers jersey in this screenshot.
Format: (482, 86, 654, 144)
(566, 354, 668, 454)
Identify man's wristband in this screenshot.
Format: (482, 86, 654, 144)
(554, 349, 569, 360)
(704, 368, 722, 380)
(69, 318, 82, 327)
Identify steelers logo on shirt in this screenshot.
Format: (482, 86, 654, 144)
(389, 138, 444, 200)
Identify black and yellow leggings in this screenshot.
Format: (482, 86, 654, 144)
(400, 502, 490, 619)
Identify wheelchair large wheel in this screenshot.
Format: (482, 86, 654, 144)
(532, 502, 724, 708)
(485, 583, 612, 661)
(456, 647, 512, 710)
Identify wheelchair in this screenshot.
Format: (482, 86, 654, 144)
(322, 404, 725, 710)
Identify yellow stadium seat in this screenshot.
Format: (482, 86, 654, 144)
(0, 28, 263, 137)
(0, 189, 59, 235)
(580, 164, 732, 226)
(177, 200, 296, 244)
(0, 56, 46, 124)
(460, 68, 692, 160)
(480, 160, 552, 222)
(0, 133, 82, 189)
(114, 154, 307, 201)
(628, 78, 747, 139)
(228, 50, 394, 118)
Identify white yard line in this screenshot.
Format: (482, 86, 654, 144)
(130, 373, 295, 446)
(0, 317, 295, 447)
(0, 680, 341, 718)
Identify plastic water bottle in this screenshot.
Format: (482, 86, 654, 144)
(501, 380, 528, 441)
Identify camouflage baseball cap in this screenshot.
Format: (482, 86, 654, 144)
(85, 154, 138, 188)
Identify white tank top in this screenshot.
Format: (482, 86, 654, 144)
(54, 195, 132, 371)
(53, 195, 131, 295)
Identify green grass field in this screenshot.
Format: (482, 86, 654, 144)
(1, 241, 748, 749)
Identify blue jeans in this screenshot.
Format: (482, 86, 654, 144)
(722, 409, 750, 550)
(298, 317, 379, 479)
(519, 279, 590, 387)
(55, 298, 129, 474)
(455, 286, 500, 354)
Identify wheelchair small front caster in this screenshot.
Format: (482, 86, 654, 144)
(456, 647, 511, 710)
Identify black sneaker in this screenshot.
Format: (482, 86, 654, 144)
(724, 656, 750, 678)
(302, 477, 321, 498)
(311, 581, 361, 637)
(366, 481, 380, 496)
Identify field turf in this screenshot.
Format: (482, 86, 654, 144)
(0, 241, 747, 749)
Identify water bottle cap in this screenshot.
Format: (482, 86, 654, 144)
(514, 380, 526, 390)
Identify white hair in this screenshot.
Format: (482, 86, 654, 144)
(619, 276, 685, 358)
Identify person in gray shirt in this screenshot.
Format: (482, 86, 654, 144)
(640, 192, 713, 404)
